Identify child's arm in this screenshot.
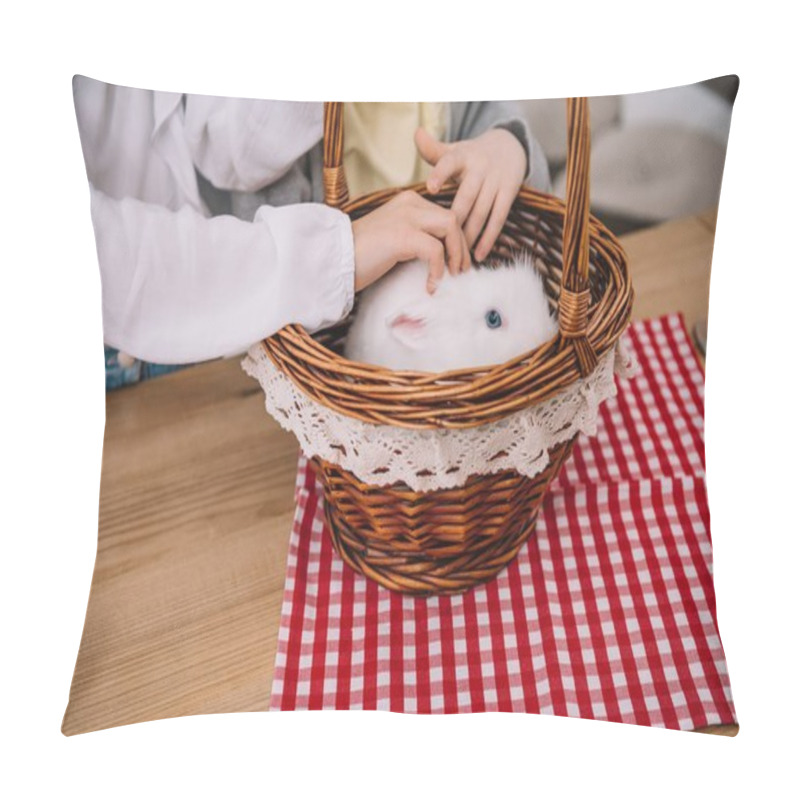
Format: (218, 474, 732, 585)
(415, 101, 551, 263)
(90, 186, 355, 364)
(90, 186, 466, 363)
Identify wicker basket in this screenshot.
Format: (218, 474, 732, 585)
(259, 99, 633, 596)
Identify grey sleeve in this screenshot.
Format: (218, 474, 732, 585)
(448, 101, 551, 192)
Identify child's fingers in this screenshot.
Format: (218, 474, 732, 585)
(442, 220, 467, 276)
(463, 182, 498, 251)
(414, 234, 446, 293)
(426, 150, 463, 194)
(414, 200, 465, 275)
(414, 127, 448, 166)
(451, 227, 471, 276)
(474, 186, 516, 262)
(450, 173, 482, 226)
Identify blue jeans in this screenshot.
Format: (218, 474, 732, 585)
(105, 347, 189, 391)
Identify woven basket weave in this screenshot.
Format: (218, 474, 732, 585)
(259, 99, 633, 596)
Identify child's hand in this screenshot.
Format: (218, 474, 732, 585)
(352, 190, 470, 295)
(415, 127, 527, 263)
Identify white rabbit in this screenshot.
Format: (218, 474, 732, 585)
(344, 253, 558, 372)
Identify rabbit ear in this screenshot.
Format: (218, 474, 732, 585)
(387, 307, 429, 350)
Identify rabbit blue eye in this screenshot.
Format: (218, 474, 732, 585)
(485, 309, 502, 329)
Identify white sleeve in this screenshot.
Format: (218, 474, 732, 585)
(182, 97, 323, 192)
(89, 186, 355, 364)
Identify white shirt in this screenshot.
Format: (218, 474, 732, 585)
(73, 76, 355, 364)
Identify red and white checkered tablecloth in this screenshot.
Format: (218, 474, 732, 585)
(269, 314, 736, 729)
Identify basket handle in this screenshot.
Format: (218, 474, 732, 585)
(559, 97, 598, 376)
(323, 99, 598, 375)
(323, 102, 350, 208)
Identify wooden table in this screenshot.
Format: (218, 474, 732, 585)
(63, 208, 735, 736)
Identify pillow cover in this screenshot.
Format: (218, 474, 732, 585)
(63, 75, 738, 735)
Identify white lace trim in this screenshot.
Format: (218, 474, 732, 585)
(242, 339, 637, 492)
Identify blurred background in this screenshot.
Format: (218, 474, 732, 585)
(521, 76, 738, 235)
